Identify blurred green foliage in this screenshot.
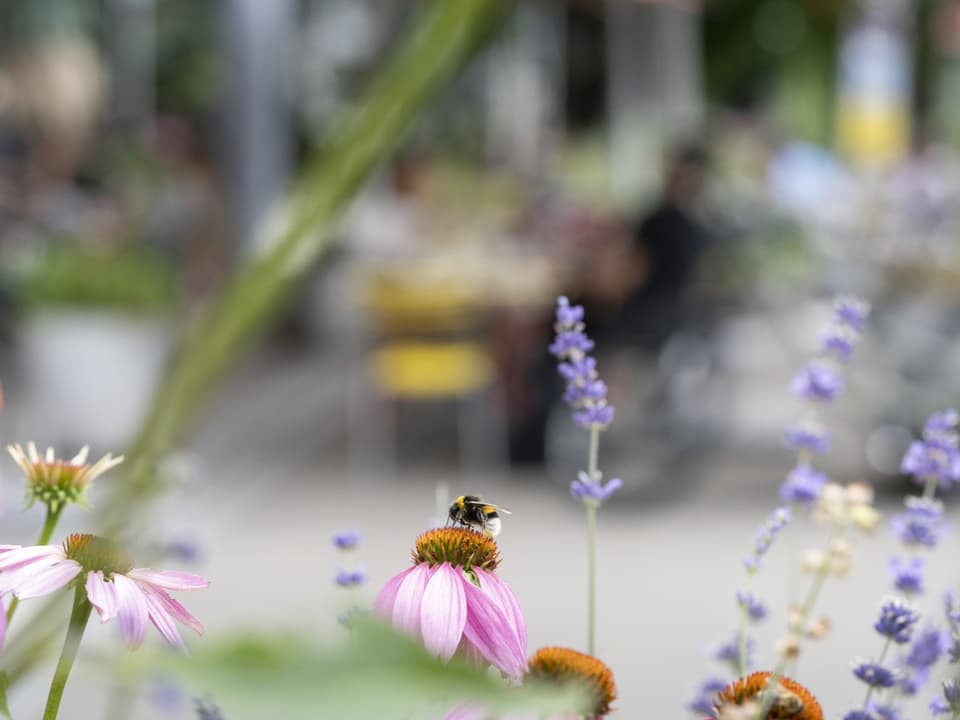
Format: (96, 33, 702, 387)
(141, 620, 585, 720)
(16, 243, 177, 313)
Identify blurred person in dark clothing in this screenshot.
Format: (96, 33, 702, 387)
(624, 142, 713, 349)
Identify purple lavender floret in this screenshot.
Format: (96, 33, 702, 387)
(905, 626, 948, 670)
(736, 590, 768, 622)
(548, 330, 595, 358)
(686, 677, 727, 716)
(334, 568, 367, 587)
(887, 556, 924, 595)
(891, 497, 945, 548)
(785, 420, 830, 454)
(900, 441, 960, 488)
(852, 660, 897, 688)
(791, 362, 844, 402)
(867, 703, 901, 720)
(944, 679, 960, 711)
(834, 295, 870, 332)
(842, 712, 874, 720)
(570, 471, 622, 504)
(821, 326, 858, 362)
(333, 530, 362, 550)
(572, 404, 615, 429)
(712, 634, 754, 672)
(874, 598, 919, 644)
(930, 696, 951, 716)
(779, 465, 827, 504)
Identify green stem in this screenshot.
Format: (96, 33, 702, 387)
(41, 585, 92, 720)
(755, 532, 837, 720)
(585, 427, 600, 655)
(6, 505, 63, 625)
(586, 501, 597, 656)
(923, 474, 938, 500)
(862, 637, 892, 710)
(737, 595, 749, 677)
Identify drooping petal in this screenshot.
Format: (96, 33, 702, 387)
(0, 555, 65, 596)
(11, 560, 82, 599)
(391, 563, 432, 637)
(138, 584, 203, 635)
(112, 574, 149, 649)
(461, 579, 527, 680)
(420, 563, 467, 661)
(456, 634, 487, 667)
(0, 597, 6, 650)
(442, 702, 490, 720)
(127, 569, 209, 591)
(141, 588, 185, 650)
(373, 566, 415, 619)
(85, 571, 120, 622)
(0, 545, 64, 572)
(474, 569, 527, 658)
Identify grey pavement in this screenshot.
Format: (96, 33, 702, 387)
(0, 336, 957, 719)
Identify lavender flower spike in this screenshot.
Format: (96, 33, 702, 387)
(834, 295, 870, 332)
(333, 530, 362, 550)
(550, 296, 615, 431)
(570, 471, 622, 505)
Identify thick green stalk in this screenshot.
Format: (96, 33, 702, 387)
(4, 0, 507, 685)
(6, 505, 63, 625)
(99, 0, 508, 536)
(41, 585, 91, 720)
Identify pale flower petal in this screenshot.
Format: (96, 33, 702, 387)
(112, 574, 149, 649)
(127, 569, 209, 591)
(0, 597, 5, 650)
(141, 588, 185, 650)
(474, 569, 527, 658)
(85, 571, 120, 622)
(0, 545, 65, 572)
(10, 560, 81, 599)
(392, 563, 432, 636)
(374, 566, 414, 618)
(420, 563, 467, 661)
(461, 579, 527, 680)
(138, 584, 204, 635)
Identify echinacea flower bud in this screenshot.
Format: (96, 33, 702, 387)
(526, 646, 617, 719)
(715, 672, 823, 720)
(7, 443, 123, 512)
(375, 527, 526, 679)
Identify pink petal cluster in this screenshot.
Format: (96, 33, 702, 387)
(0, 544, 208, 650)
(375, 562, 527, 680)
(444, 704, 580, 720)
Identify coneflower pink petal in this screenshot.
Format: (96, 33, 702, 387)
(474, 569, 527, 658)
(0, 545, 64, 572)
(11, 560, 82, 599)
(127, 569, 209, 591)
(138, 584, 203, 635)
(141, 589, 185, 650)
(0, 556, 65, 596)
(112, 574, 149, 649)
(85, 571, 120, 622)
(391, 563, 432, 637)
(461, 579, 527, 680)
(455, 635, 486, 667)
(419, 563, 467, 661)
(373, 566, 415, 619)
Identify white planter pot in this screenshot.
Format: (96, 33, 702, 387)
(19, 310, 171, 450)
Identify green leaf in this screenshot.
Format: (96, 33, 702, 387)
(149, 619, 586, 720)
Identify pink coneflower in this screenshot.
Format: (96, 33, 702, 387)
(374, 527, 527, 680)
(0, 533, 208, 650)
(7, 443, 123, 511)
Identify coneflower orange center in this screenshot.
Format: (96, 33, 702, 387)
(717, 671, 823, 720)
(63, 533, 133, 577)
(412, 527, 500, 572)
(526, 646, 617, 718)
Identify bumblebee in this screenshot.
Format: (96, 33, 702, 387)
(448, 495, 511, 537)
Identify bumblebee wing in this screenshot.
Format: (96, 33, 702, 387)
(462, 499, 512, 515)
